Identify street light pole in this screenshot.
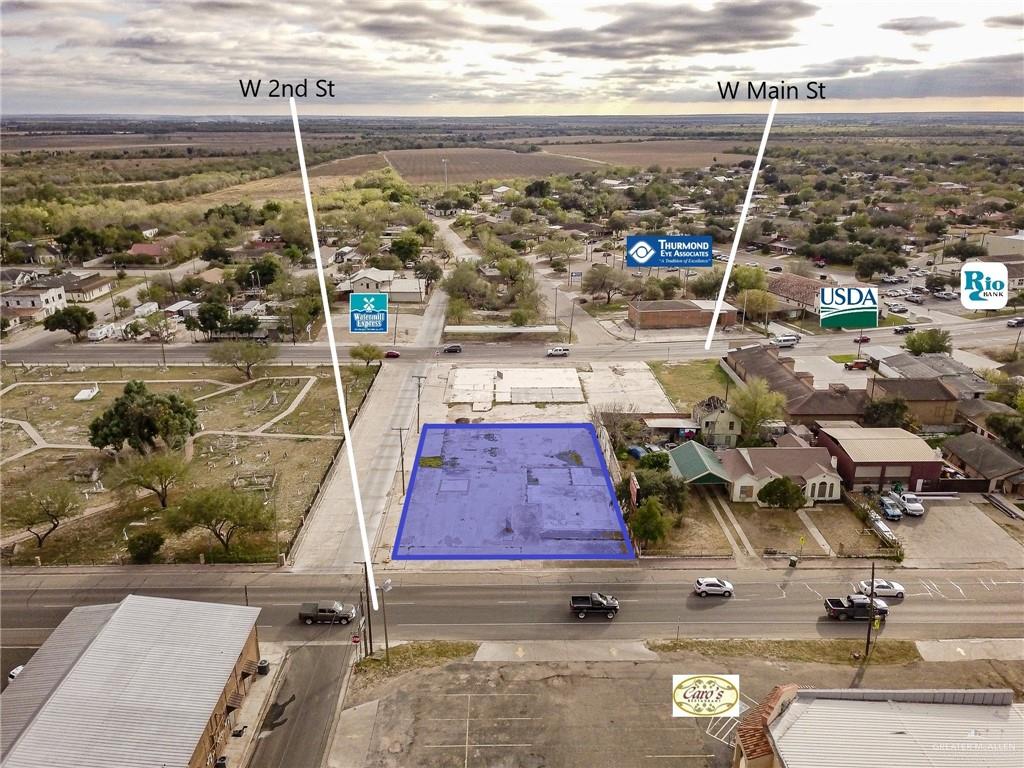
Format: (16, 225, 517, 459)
(392, 427, 408, 495)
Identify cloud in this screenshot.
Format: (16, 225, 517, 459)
(985, 13, 1024, 28)
(878, 16, 962, 35)
(829, 53, 1023, 99)
(804, 56, 919, 78)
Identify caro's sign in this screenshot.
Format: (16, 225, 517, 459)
(672, 674, 741, 717)
(349, 292, 389, 333)
(960, 261, 1008, 310)
(626, 235, 712, 268)
(819, 286, 878, 329)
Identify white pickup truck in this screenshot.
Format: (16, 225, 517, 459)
(888, 491, 925, 517)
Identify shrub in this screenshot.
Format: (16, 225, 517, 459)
(127, 531, 165, 564)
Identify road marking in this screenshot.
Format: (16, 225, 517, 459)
(804, 583, 823, 599)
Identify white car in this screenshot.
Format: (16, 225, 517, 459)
(546, 347, 570, 357)
(694, 577, 734, 597)
(885, 289, 907, 298)
(858, 579, 905, 599)
(888, 305, 909, 314)
(896, 492, 925, 516)
(7, 665, 24, 681)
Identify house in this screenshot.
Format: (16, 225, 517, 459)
(864, 377, 958, 426)
(769, 239, 803, 256)
(0, 284, 67, 320)
(0, 594, 261, 768)
(388, 277, 426, 303)
(0, 267, 46, 289)
(942, 431, 1024, 493)
(956, 398, 1018, 440)
(349, 268, 394, 293)
(691, 395, 742, 448)
(491, 185, 512, 200)
(816, 423, 942, 491)
(127, 235, 180, 262)
(34, 271, 114, 302)
(985, 230, 1024, 259)
(732, 686, 1023, 768)
(667, 441, 730, 485)
(7, 240, 62, 264)
(864, 348, 993, 399)
(628, 299, 737, 330)
(478, 265, 503, 283)
(718, 446, 841, 505)
(723, 345, 868, 426)
(332, 245, 357, 263)
(765, 273, 834, 313)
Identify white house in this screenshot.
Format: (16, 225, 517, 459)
(491, 185, 512, 200)
(719, 446, 842, 506)
(1, 284, 67, 320)
(388, 277, 426, 303)
(349, 268, 394, 293)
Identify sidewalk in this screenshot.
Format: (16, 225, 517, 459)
(218, 641, 288, 768)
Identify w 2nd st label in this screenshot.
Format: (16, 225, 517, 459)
(238, 78, 336, 98)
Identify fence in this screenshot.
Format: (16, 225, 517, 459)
(919, 477, 989, 493)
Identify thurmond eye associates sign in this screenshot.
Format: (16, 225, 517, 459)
(626, 235, 713, 269)
(819, 286, 878, 330)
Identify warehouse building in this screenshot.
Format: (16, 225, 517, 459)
(627, 299, 737, 329)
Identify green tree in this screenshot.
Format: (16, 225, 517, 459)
(606, 211, 628, 234)
(943, 240, 987, 262)
(730, 265, 766, 292)
(127, 531, 165, 564)
(350, 343, 384, 366)
(582, 264, 626, 304)
(735, 289, 776, 331)
(109, 451, 189, 508)
(209, 340, 277, 380)
(690, 269, 724, 299)
(730, 377, 785, 442)
(630, 497, 668, 548)
(89, 380, 199, 454)
(757, 476, 807, 511)
(854, 252, 896, 280)
(7, 482, 80, 548)
(536, 236, 580, 263)
(414, 259, 443, 290)
(113, 296, 132, 319)
(165, 488, 271, 553)
(196, 302, 229, 339)
(226, 314, 260, 335)
(391, 232, 422, 261)
(446, 297, 471, 324)
(42, 306, 96, 340)
(904, 328, 952, 355)
(638, 452, 670, 470)
(864, 397, 909, 427)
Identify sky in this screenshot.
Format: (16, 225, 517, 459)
(1, 0, 1022, 115)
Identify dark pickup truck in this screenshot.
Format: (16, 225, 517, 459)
(570, 592, 619, 619)
(824, 594, 889, 622)
(299, 601, 357, 625)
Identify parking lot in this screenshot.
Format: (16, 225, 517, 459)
(897, 498, 1024, 569)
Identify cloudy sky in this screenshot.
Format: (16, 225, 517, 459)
(2, 0, 1022, 115)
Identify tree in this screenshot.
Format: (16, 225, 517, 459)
(735, 289, 776, 331)
(196, 302, 229, 339)
(113, 296, 132, 319)
(226, 314, 260, 335)
(109, 451, 189, 508)
(414, 259, 443, 290)
(987, 413, 1024, 453)
(757, 477, 807, 511)
(210, 340, 277, 380)
(582, 264, 626, 304)
(630, 497, 668, 548)
(127, 531, 165, 564)
(730, 377, 785, 442)
(904, 328, 952, 355)
(536, 236, 580, 263)
(854, 253, 896, 280)
(89, 380, 199, 454)
(350, 343, 384, 366)
(731, 265, 767, 292)
(943, 240, 987, 262)
(42, 306, 96, 340)
(525, 179, 550, 197)
(7, 483, 80, 548)
(864, 397, 909, 428)
(390, 232, 422, 262)
(690, 269, 724, 299)
(446, 297, 471, 324)
(638, 452, 670, 470)
(606, 211, 628, 234)
(165, 487, 271, 553)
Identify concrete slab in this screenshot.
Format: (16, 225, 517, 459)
(952, 348, 1000, 372)
(790, 355, 870, 389)
(899, 500, 1024, 569)
(916, 638, 1024, 662)
(579, 362, 674, 411)
(446, 367, 584, 404)
(326, 700, 380, 768)
(474, 640, 658, 662)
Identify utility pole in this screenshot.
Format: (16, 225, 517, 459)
(1014, 328, 1022, 357)
(392, 426, 409, 495)
(567, 299, 575, 341)
(359, 589, 370, 657)
(392, 308, 399, 345)
(441, 158, 448, 191)
(413, 375, 426, 432)
(358, 564, 374, 655)
(378, 578, 393, 665)
(553, 287, 559, 325)
(865, 560, 876, 658)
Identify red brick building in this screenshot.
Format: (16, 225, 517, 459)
(628, 299, 737, 330)
(816, 423, 943, 492)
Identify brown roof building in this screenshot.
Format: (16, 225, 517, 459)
(864, 377, 958, 426)
(628, 299, 737, 330)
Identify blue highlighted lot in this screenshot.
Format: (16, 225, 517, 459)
(392, 423, 633, 560)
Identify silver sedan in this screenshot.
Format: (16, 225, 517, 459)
(857, 579, 905, 599)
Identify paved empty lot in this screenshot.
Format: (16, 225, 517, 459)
(898, 499, 1024, 569)
(579, 362, 674, 411)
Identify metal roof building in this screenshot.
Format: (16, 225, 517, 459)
(1, 594, 261, 768)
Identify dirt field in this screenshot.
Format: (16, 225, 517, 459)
(543, 139, 751, 168)
(383, 147, 603, 183)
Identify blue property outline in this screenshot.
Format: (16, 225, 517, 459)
(391, 422, 634, 560)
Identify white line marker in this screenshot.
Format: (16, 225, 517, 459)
(289, 97, 379, 609)
(705, 99, 778, 350)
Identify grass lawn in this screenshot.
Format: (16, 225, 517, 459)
(962, 308, 1023, 321)
(656, 489, 733, 556)
(1, 422, 36, 461)
(352, 641, 479, 692)
(729, 502, 826, 555)
(806, 503, 881, 557)
(582, 300, 628, 317)
(880, 314, 909, 326)
(0, 365, 239, 388)
(647, 638, 921, 666)
(1, 448, 108, 537)
(267, 366, 376, 435)
(649, 359, 730, 411)
(829, 353, 857, 363)
(195, 377, 308, 432)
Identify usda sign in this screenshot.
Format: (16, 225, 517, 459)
(819, 287, 878, 329)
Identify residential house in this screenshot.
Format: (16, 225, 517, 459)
(7, 240, 62, 264)
(0, 267, 46, 289)
(667, 441, 730, 485)
(349, 268, 394, 293)
(718, 446, 841, 505)
(388, 277, 426, 303)
(127, 235, 180, 263)
(942, 431, 1024, 493)
(491, 185, 512, 200)
(691, 395, 742, 448)
(769, 239, 803, 256)
(723, 345, 868, 426)
(628, 299, 737, 330)
(864, 348, 993, 399)
(816, 423, 942, 491)
(864, 377, 958, 427)
(34, 271, 114, 302)
(732, 687, 1023, 768)
(1, 284, 67, 321)
(765, 272, 835, 315)
(0, 594, 262, 768)
(956, 398, 1018, 440)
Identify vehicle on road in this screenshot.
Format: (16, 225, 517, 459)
(824, 594, 889, 621)
(570, 592, 619, 619)
(893, 325, 916, 335)
(768, 265, 783, 272)
(385, 350, 401, 358)
(769, 334, 801, 348)
(694, 577, 734, 597)
(1008, 318, 1024, 328)
(853, 335, 871, 343)
(8, 665, 24, 681)
(889, 491, 925, 516)
(857, 579, 905, 599)
(878, 497, 903, 521)
(443, 344, 463, 353)
(546, 347, 570, 357)
(844, 359, 869, 371)
(299, 601, 357, 625)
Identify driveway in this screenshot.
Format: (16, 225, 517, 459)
(898, 499, 1024, 569)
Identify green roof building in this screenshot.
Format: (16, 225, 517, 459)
(667, 441, 729, 485)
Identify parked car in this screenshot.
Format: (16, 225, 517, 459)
(857, 579, 906, 599)
(694, 577, 734, 597)
(7, 665, 24, 681)
(813, 259, 827, 268)
(824, 594, 889, 621)
(570, 592, 619, 619)
(888, 491, 925, 516)
(1008, 318, 1024, 328)
(853, 335, 871, 343)
(298, 601, 357, 625)
(385, 350, 401, 358)
(546, 347, 570, 357)
(925, 259, 934, 266)
(626, 445, 647, 459)
(893, 325, 916, 335)
(878, 497, 903, 521)
(905, 295, 925, 305)
(768, 265, 783, 272)
(443, 344, 463, 353)
(888, 305, 909, 314)
(844, 359, 869, 370)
